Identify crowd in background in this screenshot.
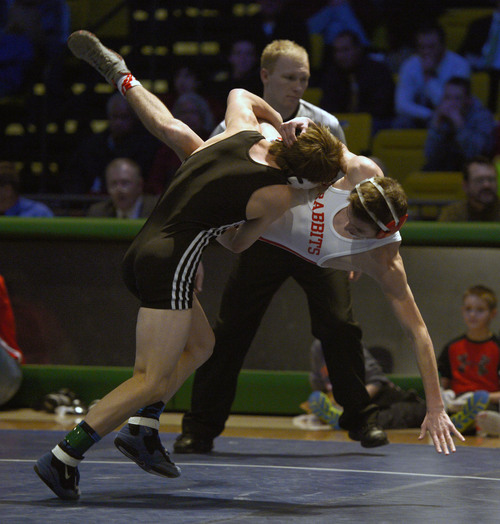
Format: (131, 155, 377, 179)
(1, 3, 500, 441)
(1, 0, 500, 221)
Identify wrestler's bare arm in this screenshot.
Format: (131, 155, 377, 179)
(125, 86, 203, 161)
(223, 89, 283, 137)
(217, 185, 293, 253)
(362, 245, 464, 453)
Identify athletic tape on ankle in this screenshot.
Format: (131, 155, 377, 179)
(52, 445, 81, 467)
(128, 416, 160, 430)
(116, 73, 141, 96)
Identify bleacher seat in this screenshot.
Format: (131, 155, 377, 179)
(404, 171, 464, 199)
(471, 72, 490, 107)
(438, 8, 493, 52)
(309, 33, 324, 72)
(90, 120, 109, 133)
(372, 129, 428, 183)
(403, 171, 464, 220)
(68, 0, 129, 38)
(335, 113, 373, 155)
(303, 87, 323, 106)
(233, 3, 260, 17)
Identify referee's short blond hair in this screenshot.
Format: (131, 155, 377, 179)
(260, 40, 308, 72)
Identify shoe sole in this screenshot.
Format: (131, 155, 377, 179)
(451, 392, 490, 432)
(308, 394, 341, 428)
(359, 437, 389, 448)
(114, 437, 181, 478)
(348, 432, 389, 448)
(33, 464, 79, 501)
(173, 442, 213, 454)
(67, 30, 126, 84)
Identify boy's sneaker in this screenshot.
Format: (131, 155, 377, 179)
(34, 451, 80, 500)
(114, 423, 181, 478)
(476, 410, 500, 437)
(451, 390, 490, 432)
(67, 30, 130, 86)
(307, 391, 342, 429)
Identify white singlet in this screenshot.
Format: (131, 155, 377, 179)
(260, 185, 401, 267)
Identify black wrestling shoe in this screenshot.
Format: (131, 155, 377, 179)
(348, 423, 389, 448)
(114, 424, 181, 478)
(34, 451, 80, 500)
(173, 433, 213, 454)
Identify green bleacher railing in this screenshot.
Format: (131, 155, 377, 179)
(1, 218, 500, 247)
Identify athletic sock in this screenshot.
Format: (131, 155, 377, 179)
(128, 401, 165, 429)
(116, 73, 141, 96)
(54, 421, 101, 465)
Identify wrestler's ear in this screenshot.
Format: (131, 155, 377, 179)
(376, 214, 408, 238)
(260, 68, 269, 84)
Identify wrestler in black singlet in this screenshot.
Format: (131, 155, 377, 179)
(122, 130, 285, 310)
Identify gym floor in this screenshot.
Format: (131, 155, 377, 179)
(1, 410, 500, 523)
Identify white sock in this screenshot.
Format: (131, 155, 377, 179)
(116, 73, 142, 96)
(476, 410, 500, 436)
(128, 416, 160, 430)
(52, 445, 82, 466)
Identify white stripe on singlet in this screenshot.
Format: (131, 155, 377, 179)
(171, 221, 244, 309)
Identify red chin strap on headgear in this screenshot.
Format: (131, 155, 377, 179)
(355, 177, 408, 238)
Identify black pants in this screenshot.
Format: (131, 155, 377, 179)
(373, 384, 427, 429)
(182, 242, 378, 439)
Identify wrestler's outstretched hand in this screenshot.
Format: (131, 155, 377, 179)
(279, 117, 314, 146)
(419, 408, 465, 454)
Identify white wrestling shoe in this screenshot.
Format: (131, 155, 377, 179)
(67, 30, 130, 86)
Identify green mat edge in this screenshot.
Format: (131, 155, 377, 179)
(4, 365, 424, 415)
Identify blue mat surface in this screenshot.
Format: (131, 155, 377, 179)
(1, 429, 500, 523)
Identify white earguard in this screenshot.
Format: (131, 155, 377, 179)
(355, 177, 401, 232)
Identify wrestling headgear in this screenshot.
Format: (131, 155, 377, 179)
(355, 177, 408, 238)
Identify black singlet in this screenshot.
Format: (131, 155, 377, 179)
(121, 130, 285, 310)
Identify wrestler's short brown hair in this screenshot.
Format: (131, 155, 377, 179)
(269, 123, 344, 185)
(348, 176, 408, 231)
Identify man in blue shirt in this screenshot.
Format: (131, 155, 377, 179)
(0, 162, 53, 217)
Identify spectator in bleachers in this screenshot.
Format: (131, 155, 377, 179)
(162, 64, 224, 124)
(242, 0, 310, 54)
(438, 284, 499, 434)
(438, 156, 500, 222)
(319, 30, 394, 133)
(424, 77, 496, 171)
(0, 1, 36, 98)
(145, 93, 216, 195)
(0, 161, 53, 217)
(0, 273, 23, 407)
(394, 22, 470, 129)
(1, 0, 70, 99)
(297, 339, 427, 431)
(61, 93, 162, 194)
(86, 158, 158, 219)
(0, 1, 13, 30)
(460, 0, 500, 72)
(308, 0, 369, 48)
(378, 1, 444, 74)
(211, 39, 262, 104)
